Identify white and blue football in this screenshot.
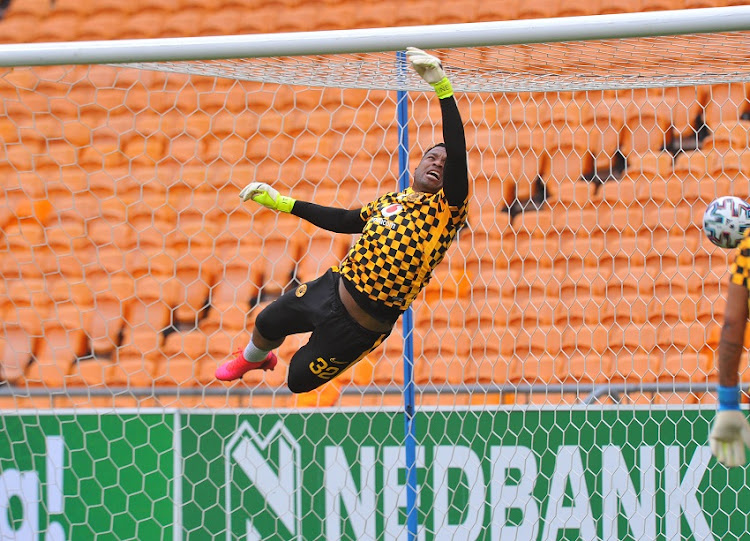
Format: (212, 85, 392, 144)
(703, 196, 750, 249)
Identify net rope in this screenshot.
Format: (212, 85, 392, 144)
(121, 31, 750, 92)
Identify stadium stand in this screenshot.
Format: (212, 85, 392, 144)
(0, 0, 746, 407)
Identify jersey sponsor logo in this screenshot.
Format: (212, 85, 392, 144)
(381, 203, 403, 218)
(372, 217, 396, 229)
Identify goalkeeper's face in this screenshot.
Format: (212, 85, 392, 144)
(412, 145, 447, 194)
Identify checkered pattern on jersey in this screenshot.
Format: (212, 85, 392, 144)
(339, 187, 468, 310)
(731, 232, 750, 288)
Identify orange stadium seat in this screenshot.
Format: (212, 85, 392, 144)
(641, 0, 686, 10)
(86, 273, 132, 355)
(546, 179, 594, 211)
(413, 325, 472, 385)
(512, 352, 559, 386)
(199, 7, 246, 36)
(295, 222, 350, 284)
(704, 83, 750, 128)
(475, 0, 519, 21)
(108, 347, 159, 388)
(607, 351, 659, 383)
(546, 128, 590, 184)
(30, 281, 92, 386)
(559, 347, 610, 384)
(201, 247, 262, 335)
(518, 0, 559, 19)
(171, 252, 216, 327)
(672, 150, 710, 187)
(119, 271, 178, 359)
(1, 306, 40, 384)
(158, 331, 207, 386)
(367, 332, 405, 386)
(558, 0, 601, 16)
(599, 0, 639, 13)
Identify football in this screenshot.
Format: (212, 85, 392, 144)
(703, 196, 750, 248)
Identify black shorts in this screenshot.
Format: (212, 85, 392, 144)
(254, 269, 393, 393)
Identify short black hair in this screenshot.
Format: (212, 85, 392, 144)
(424, 143, 445, 154)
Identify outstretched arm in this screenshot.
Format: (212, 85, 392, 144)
(439, 97, 468, 207)
(407, 47, 468, 207)
(292, 201, 364, 234)
(240, 182, 365, 234)
(710, 261, 750, 468)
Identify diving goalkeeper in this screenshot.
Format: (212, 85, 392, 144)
(709, 234, 750, 467)
(215, 47, 469, 393)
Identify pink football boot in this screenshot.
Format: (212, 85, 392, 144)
(215, 350, 278, 381)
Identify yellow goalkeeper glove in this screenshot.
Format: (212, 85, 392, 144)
(239, 182, 295, 213)
(406, 46, 453, 99)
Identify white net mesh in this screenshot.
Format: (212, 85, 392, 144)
(123, 31, 750, 92)
(1, 29, 749, 540)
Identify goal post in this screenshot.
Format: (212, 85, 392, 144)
(1, 6, 750, 540)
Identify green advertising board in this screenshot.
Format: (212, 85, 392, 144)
(0, 408, 747, 540)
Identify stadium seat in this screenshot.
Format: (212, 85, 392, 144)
(119, 273, 178, 362)
(199, 6, 246, 36)
(171, 252, 216, 328)
(296, 223, 350, 284)
(512, 353, 559, 386)
(663, 86, 706, 141)
(158, 331, 207, 386)
(518, 0, 559, 19)
(108, 347, 159, 387)
(684, 0, 726, 6)
(607, 352, 659, 383)
(253, 215, 304, 299)
(704, 83, 750, 128)
(202, 257, 261, 336)
(557, 1, 601, 16)
(597, 204, 644, 237)
(599, 176, 640, 208)
(704, 121, 750, 153)
(546, 129, 590, 184)
(369, 332, 405, 386)
(558, 348, 610, 384)
(599, 0, 639, 13)
(672, 151, 710, 188)
(86, 273, 132, 355)
(708, 149, 750, 188)
(641, 0, 686, 10)
(0, 281, 45, 383)
(413, 327, 471, 385)
(475, 0, 519, 21)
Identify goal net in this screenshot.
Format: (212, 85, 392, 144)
(2, 7, 750, 540)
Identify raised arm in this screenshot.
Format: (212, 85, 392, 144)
(407, 47, 468, 207)
(710, 252, 750, 468)
(438, 97, 468, 207)
(239, 182, 364, 234)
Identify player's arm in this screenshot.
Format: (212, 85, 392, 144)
(710, 248, 750, 467)
(239, 182, 365, 234)
(406, 47, 468, 207)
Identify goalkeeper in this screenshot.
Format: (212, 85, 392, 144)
(709, 234, 750, 467)
(215, 47, 468, 393)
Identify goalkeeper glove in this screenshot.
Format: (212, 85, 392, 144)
(406, 46, 453, 99)
(239, 182, 295, 213)
(709, 385, 750, 467)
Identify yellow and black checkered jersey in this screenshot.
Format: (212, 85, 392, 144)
(731, 230, 750, 287)
(338, 186, 468, 313)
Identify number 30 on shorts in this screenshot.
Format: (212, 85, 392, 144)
(309, 357, 340, 380)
